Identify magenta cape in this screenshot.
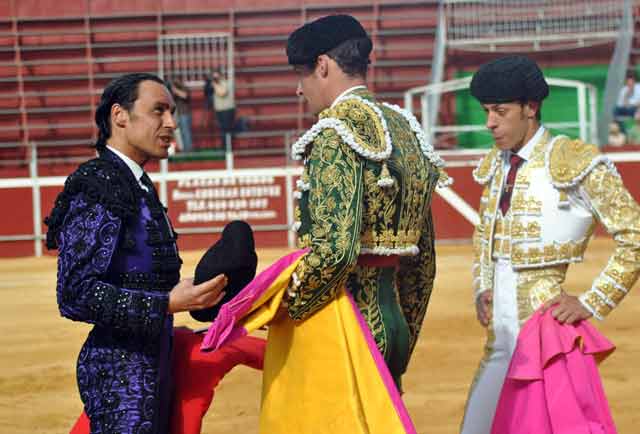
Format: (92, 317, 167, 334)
(492, 309, 617, 434)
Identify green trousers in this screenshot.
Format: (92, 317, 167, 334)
(348, 265, 411, 391)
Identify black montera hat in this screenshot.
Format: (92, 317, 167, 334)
(190, 220, 258, 322)
(286, 14, 372, 65)
(470, 55, 549, 104)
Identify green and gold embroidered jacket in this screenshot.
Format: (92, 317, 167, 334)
(287, 88, 447, 355)
(472, 131, 640, 321)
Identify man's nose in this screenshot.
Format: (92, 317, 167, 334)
(486, 112, 498, 130)
(165, 111, 177, 129)
(296, 82, 303, 97)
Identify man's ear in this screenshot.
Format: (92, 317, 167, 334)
(526, 101, 540, 119)
(111, 104, 128, 129)
(315, 55, 330, 79)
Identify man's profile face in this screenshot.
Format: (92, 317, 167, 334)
(627, 77, 636, 88)
(123, 80, 177, 164)
(481, 102, 536, 152)
(294, 63, 327, 116)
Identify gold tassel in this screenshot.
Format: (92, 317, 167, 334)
(558, 190, 569, 208)
(377, 161, 395, 188)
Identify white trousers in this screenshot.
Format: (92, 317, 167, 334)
(461, 260, 520, 434)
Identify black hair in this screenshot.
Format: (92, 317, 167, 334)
(94, 72, 166, 150)
(298, 38, 372, 78)
(326, 38, 371, 77)
(516, 100, 543, 121)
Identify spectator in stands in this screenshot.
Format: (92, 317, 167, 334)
(462, 55, 640, 434)
(613, 71, 640, 133)
(626, 112, 640, 145)
(204, 75, 216, 135)
(256, 14, 449, 433)
(211, 69, 236, 147)
(170, 79, 193, 152)
(44, 72, 228, 434)
(608, 121, 627, 147)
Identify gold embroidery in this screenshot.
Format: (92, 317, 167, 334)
(494, 218, 503, 235)
(288, 129, 363, 320)
(358, 105, 436, 255)
(514, 171, 529, 187)
(548, 137, 600, 185)
(527, 197, 542, 214)
(322, 97, 387, 156)
(558, 243, 570, 258)
(511, 194, 526, 213)
(511, 220, 524, 240)
(397, 213, 436, 356)
(525, 141, 547, 170)
(517, 266, 566, 321)
(579, 163, 640, 318)
(292, 90, 439, 335)
(594, 279, 626, 305)
(473, 147, 500, 184)
(510, 239, 589, 267)
(298, 234, 312, 249)
(527, 221, 541, 238)
(350, 267, 388, 357)
(544, 245, 556, 263)
(360, 229, 421, 250)
(582, 292, 613, 317)
(605, 265, 637, 289)
(529, 247, 542, 263)
(558, 190, 569, 206)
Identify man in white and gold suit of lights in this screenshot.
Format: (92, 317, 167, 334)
(461, 55, 640, 434)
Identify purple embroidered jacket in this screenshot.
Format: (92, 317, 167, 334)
(46, 149, 181, 434)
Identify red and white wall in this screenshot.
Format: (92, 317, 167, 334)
(2, 147, 640, 258)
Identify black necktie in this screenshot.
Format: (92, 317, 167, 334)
(140, 173, 162, 206)
(140, 172, 174, 243)
(140, 172, 155, 194)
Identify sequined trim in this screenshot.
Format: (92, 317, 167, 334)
(510, 238, 590, 269)
(472, 148, 500, 185)
(360, 245, 420, 256)
(291, 117, 391, 162)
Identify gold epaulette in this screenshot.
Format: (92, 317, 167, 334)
(322, 97, 388, 157)
(547, 137, 606, 188)
(472, 147, 500, 185)
(290, 95, 394, 187)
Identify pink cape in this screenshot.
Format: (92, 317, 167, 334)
(201, 249, 308, 352)
(491, 309, 617, 434)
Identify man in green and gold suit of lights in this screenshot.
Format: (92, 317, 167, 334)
(283, 14, 450, 390)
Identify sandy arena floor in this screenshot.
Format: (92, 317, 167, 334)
(0, 238, 638, 433)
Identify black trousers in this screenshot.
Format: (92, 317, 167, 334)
(216, 108, 236, 147)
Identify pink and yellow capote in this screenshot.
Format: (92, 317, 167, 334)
(202, 249, 417, 434)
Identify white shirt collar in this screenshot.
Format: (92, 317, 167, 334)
(330, 85, 368, 108)
(504, 125, 546, 163)
(106, 145, 146, 189)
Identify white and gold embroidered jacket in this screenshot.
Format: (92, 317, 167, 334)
(473, 130, 640, 321)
